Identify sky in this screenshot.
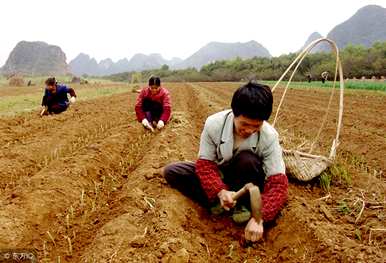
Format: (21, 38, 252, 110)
(1, 0, 385, 66)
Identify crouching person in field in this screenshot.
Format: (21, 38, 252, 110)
(135, 76, 171, 131)
(163, 82, 288, 243)
(40, 77, 77, 116)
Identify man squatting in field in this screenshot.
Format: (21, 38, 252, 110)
(135, 76, 171, 131)
(40, 77, 77, 116)
(164, 82, 288, 242)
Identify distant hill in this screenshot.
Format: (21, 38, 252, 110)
(69, 53, 181, 76)
(68, 40, 271, 75)
(127, 53, 168, 71)
(312, 5, 386, 52)
(69, 53, 100, 76)
(110, 58, 130, 75)
(300, 32, 324, 51)
(175, 40, 271, 69)
(1, 41, 68, 75)
(168, 57, 183, 67)
(99, 58, 114, 71)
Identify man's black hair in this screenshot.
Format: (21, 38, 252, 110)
(45, 77, 56, 86)
(148, 76, 161, 87)
(231, 82, 273, 120)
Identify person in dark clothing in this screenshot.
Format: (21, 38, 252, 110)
(307, 74, 312, 83)
(163, 82, 288, 243)
(40, 77, 77, 116)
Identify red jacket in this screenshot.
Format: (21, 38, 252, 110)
(135, 86, 171, 122)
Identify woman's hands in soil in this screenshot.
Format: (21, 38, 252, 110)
(244, 217, 263, 242)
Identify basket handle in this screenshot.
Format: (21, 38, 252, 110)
(271, 38, 344, 161)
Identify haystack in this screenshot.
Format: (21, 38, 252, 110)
(71, 76, 81, 83)
(9, 76, 25, 86)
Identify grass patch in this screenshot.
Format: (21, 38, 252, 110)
(0, 94, 41, 114)
(354, 229, 362, 241)
(319, 173, 332, 192)
(336, 200, 351, 214)
(263, 80, 386, 92)
(0, 75, 121, 88)
(0, 76, 8, 86)
(330, 163, 351, 185)
(0, 84, 131, 116)
(76, 85, 130, 100)
(319, 163, 351, 192)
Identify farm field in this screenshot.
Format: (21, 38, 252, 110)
(0, 82, 384, 262)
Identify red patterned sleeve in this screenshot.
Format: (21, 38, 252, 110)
(135, 88, 147, 122)
(160, 88, 171, 123)
(195, 159, 228, 202)
(261, 173, 288, 221)
(68, 88, 76, 97)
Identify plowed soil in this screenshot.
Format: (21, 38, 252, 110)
(0, 82, 384, 262)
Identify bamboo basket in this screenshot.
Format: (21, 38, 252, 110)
(271, 38, 344, 181)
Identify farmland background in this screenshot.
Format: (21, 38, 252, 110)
(0, 80, 384, 262)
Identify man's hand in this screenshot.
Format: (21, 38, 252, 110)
(156, 120, 164, 130)
(244, 217, 264, 242)
(69, 96, 76, 104)
(141, 118, 154, 132)
(217, 189, 236, 211)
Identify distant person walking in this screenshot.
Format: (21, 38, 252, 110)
(135, 76, 171, 131)
(307, 74, 312, 83)
(321, 71, 329, 84)
(40, 77, 77, 116)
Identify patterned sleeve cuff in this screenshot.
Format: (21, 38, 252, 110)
(261, 173, 288, 221)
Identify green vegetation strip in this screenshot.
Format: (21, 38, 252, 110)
(262, 80, 386, 91)
(0, 75, 119, 86)
(0, 85, 130, 116)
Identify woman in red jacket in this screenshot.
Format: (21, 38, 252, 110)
(135, 76, 171, 131)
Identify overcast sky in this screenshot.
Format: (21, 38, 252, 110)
(1, 0, 385, 66)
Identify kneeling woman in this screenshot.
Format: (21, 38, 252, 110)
(135, 76, 171, 131)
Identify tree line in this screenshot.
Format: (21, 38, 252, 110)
(106, 41, 386, 83)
